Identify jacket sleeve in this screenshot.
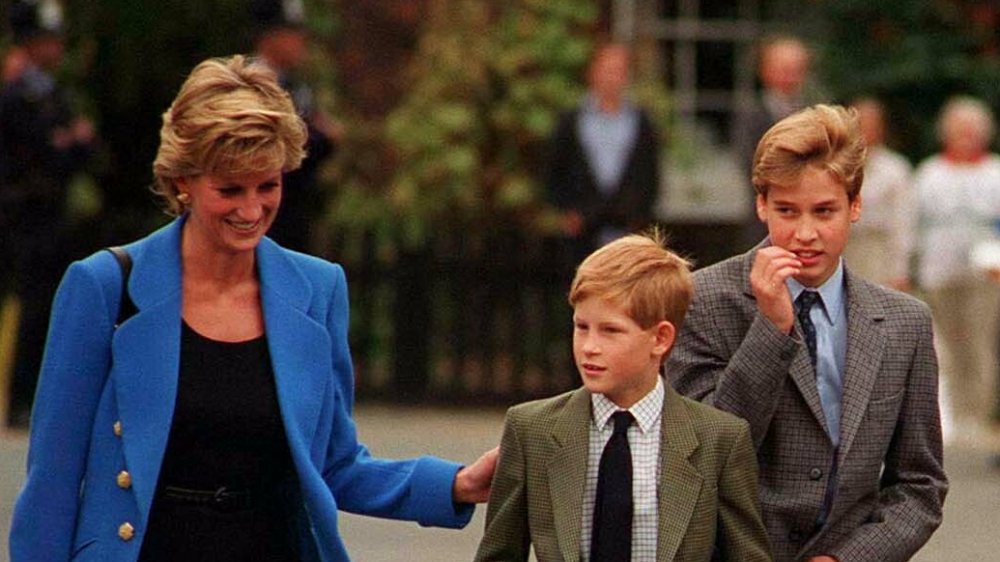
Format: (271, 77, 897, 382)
(667, 276, 802, 447)
(826, 312, 947, 562)
(317, 264, 474, 528)
(474, 409, 530, 561)
(10, 258, 117, 562)
(717, 420, 773, 562)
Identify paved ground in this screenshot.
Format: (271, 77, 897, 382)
(2, 403, 998, 561)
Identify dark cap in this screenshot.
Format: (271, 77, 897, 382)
(249, 0, 305, 32)
(9, 0, 64, 43)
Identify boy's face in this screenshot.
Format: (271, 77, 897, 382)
(756, 166, 861, 287)
(572, 296, 674, 409)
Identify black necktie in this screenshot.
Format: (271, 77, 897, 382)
(592, 410, 634, 562)
(796, 290, 820, 367)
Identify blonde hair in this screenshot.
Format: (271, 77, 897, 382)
(152, 54, 308, 214)
(752, 104, 866, 201)
(569, 231, 693, 330)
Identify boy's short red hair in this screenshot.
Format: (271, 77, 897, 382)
(569, 232, 693, 330)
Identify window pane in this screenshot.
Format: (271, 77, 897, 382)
(696, 41, 735, 90)
(658, 0, 679, 19)
(695, 109, 733, 146)
(700, 0, 739, 19)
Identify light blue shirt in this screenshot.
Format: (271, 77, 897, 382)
(577, 94, 639, 195)
(787, 261, 848, 447)
(577, 95, 640, 246)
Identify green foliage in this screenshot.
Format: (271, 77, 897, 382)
(327, 0, 620, 253)
(820, 0, 1000, 160)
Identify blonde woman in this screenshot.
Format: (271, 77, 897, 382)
(10, 55, 496, 562)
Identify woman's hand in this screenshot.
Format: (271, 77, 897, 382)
(452, 446, 499, 504)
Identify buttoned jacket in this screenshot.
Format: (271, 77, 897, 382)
(667, 244, 948, 562)
(474, 385, 772, 561)
(10, 217, 470, 562)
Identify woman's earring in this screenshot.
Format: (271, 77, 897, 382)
(177, 192, 191, 205)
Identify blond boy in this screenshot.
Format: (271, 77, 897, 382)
(669, 105, 947, 561)
(476, 233, 771, 561)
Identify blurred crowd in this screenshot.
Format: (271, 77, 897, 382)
(2, 1, 1000, 455)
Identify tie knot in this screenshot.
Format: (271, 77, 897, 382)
(796, 290, 820, 312)
(610, 411, 634, 436)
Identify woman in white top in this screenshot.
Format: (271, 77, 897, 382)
(914, 96, 1000, 442)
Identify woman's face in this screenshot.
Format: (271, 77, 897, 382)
(177, 169, 282, 256)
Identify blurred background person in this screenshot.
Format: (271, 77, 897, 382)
(736, 35, 814, 248)
(914, 96, 1000, 444)
(0, 0, 95, 428)
(545, 40, 660, 272)
(250, 0, 342, 254)
(844, 97, 915, 291)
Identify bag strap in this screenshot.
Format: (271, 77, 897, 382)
(105, 246, 137, 327)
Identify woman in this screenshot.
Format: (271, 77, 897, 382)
(10, 55, 496, 562)
(914, 96, 1000, 443)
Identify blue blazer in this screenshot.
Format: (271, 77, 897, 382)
(10, 217, 472, 562)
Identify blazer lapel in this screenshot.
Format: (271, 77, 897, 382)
(112, 218, 184, 524)
(740, 245, 830, 434)
(547, 389, 592, 562)
(656, 386, 704, 561)
(256, 238, 330, 456)
(837, 274, 886, 461)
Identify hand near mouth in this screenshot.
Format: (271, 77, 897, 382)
(750, 246, 802, 334)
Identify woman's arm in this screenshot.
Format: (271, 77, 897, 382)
(10, 258, 118, 562)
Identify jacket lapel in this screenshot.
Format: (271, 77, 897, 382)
(109, 219, 331, 523)
(656, 386, 704, 561)
(837, 273, 886, 462)
(740, 246, 830, 433)
(547, 389, 592, 562)
(256, 238, 330, 453)
(112, 218, 184, 524)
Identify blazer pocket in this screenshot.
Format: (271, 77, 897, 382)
(868, 389, 904, 408)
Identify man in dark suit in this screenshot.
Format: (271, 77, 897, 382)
(251, 0, 342, 254)
(546, 41, 660, 269)
(668, 105, 947, 561)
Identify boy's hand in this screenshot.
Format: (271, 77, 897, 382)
(808, 556, 839, 562)
(452, 446, 499, 504)
(750, 246, 801, 334)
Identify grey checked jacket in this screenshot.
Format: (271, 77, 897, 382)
(667, 245, 947, 562)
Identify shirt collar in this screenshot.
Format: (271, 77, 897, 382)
(591, 376, 664, 434)
(786, 259, 846, 324)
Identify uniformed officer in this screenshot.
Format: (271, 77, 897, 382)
(1, 0, 95, 427)
(250, 0, 341, 254)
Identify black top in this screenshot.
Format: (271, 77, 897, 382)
(139, 322, 298, 561)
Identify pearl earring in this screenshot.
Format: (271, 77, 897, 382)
(177, 192, 191, 205)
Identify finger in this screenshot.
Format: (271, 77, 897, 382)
(757, 258, 802, 287)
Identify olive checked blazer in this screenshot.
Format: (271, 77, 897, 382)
(474, 384, 772, 561)
(10, 217, 472, 562)
(667, 243, 948, 562)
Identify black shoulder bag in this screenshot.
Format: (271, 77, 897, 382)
(105, 246, 138, 326)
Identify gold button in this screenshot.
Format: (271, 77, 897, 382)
(116, 470, 132, 489)
(118, 522, 135, 541)
(113, 421, 123, 437)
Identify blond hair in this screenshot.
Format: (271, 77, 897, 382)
(752, 104, 866, 201)
(569, 232, 693, 330)
(152, 54, 308, 214)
